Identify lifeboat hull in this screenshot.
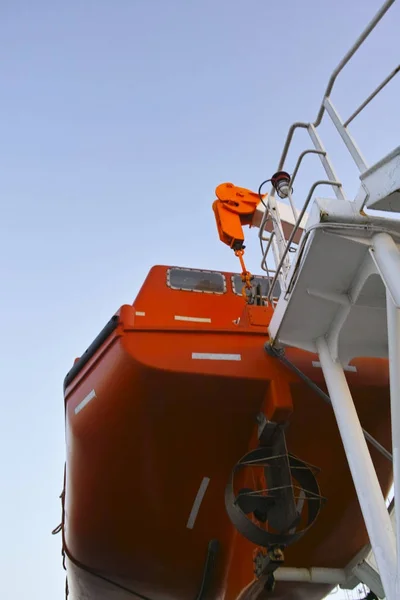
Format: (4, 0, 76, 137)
(62, 266, 392, 600)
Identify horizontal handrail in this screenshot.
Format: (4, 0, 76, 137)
(291, 149, 326, 186)
(313, 0, 396, 127)
(261, 231, 276, 272)
(277, 123, 309, 172)
(258, 201, 272, 241)
(258, 0, 396, 308)
(274, 0, 396, 175)
(258, 193, 290, 276)
(267, 180, 342, 302)
(344, 64, 400, 127)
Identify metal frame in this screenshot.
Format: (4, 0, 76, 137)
(230, 273, 280, 299)
(258, 0, 399, 284)
(344, 64, 400, 127)
(313, 0, 397, 127)
(274, 567, 346, 585)
(371, 233, 400, 306)
(166, 267, 227, 294)
(306, 125, 346, 201)
(266, 180, 341, 302)
(323, 97, 368, 172)
(387, 296, 400, 582)
(317, 336, 397, 599)
(256, 1, 400, 597)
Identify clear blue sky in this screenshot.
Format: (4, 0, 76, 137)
(0, 1, 398, 598)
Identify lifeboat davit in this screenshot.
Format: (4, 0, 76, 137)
(59, 264, 392, 600)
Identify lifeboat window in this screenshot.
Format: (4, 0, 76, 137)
(231, 274, 281, 298)
(167, 268, 226, 294)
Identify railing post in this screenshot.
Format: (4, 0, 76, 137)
(307, 125, 347, 200)
(265, 193, 291, 284)
(323, 97, 368, 173)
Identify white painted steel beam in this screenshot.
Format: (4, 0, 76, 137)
(387, 295, 400, 580)
(351, 560, 385, 598)
(323, 97, 368, 173)
(317, 336, 397, 600)
(371, 233, 400, 307)
(274, 567, 346, 584)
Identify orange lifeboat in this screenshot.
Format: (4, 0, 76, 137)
(59, 264, 392, 600)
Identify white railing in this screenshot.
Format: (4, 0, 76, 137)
(259, 0, 399, 303)
(265, 181, 342, 303)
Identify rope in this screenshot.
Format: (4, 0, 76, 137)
(52, 469, 218, 600)
(52, 468, 153, 599)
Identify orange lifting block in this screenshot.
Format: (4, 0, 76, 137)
(212, 182, 262, 250)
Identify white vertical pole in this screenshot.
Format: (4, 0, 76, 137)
(371, 233, 400, 307)
(316, 337, 397, 599)
(387, 293, 400, 583)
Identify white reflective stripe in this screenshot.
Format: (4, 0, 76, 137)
(175, 315, 211, 323)
(186, 477, 210, 529)
(312, 361, 357, 373)
(192, 352, 241, 361)
(74, 389, 96, 415)
(135, 311, 145, 316)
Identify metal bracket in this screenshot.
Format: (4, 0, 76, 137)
(253, 547, 285, 593)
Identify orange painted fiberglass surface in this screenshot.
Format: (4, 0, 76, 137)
(63, 266, 392, 600)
